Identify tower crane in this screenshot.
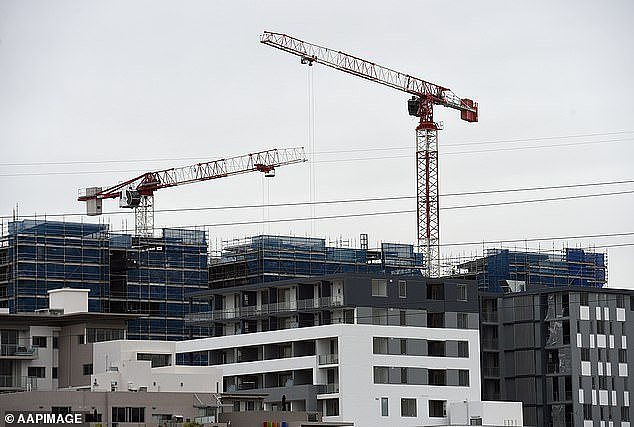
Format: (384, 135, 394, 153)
(78, 147, 307, 237)
(260, 31, 478, 277)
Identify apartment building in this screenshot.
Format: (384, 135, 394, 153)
(0, 288, 136, 392)
(95, 273, 523, 426)
(480, 286, 634, 427)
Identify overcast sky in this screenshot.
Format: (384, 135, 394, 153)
(1, 0, 633, 286)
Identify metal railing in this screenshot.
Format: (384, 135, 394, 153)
(317, 383, 339, 394)
(481, 311, 498, 322)
(482, 366, 500, 377)
(185, 296, 345, 324)
(481, 338, 499, 349)
(0, 375, 37, 390)
(318, 354, 339, 365)
(0, 344, 38, 358)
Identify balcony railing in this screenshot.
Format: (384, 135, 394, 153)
(185, 296, 346, 324)
(318, 354, 339, 365)
(482, 366, 500, 377)
(0, 375, 37, 390)
(0, 344, 38, 358)
(481, 338, 499, 349)
(481, 311, 498, 322)
(317, 383, 339, 394)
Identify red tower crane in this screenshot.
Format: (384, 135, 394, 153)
(78, 147, 306, 236)
(260, 31, 478, 277)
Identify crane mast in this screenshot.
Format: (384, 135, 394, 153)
(78, 147, 306, 237)
(261, 31, 477, 277)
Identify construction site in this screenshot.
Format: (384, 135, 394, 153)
(1, 4, 633, 425)
(0, 30, 612, 338)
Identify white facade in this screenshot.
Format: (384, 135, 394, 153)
(92, 340, 222, 393)
(47, 288, 89, 314)
(92, 323, 524, 426)
(448, 401, 523, 426)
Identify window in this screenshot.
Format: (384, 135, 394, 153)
(137, 353, 171, 368)
(428, 369, 446, 386)
(401, 398, 417, 417)
(246, 401, 255, 411)
(457, 284, 468, 301)
(373, 337, 388, 354)
(429, 400, 446, 417)
(77, 334, 85, 345)
(617, 295, 625, 308)
(400, 339, 407, 355)
(399, 281, 407, 298)
(52, 367, 58, 379)
(458, 370, 470, 386)
(457, 313, 469, 329)
(458, 341, 469, 358)
(27, 367, 45, 378)
(372, 308, 388, 325)
(380, 397, 389, 416)
(83, 364, 93, 376)
(581, 348, 590, 361)
(52, 337, 58, 349)
(619, 349, 627, 363)
(427, 312, 444, 328)
(325, 399, 339, 416)
(428, 341, 445, 357)
(598, 321, 606, 334)
(86, 328, 125, 343)
(371, 279, 387, 297)
(400, 367, 408, 384)
(622, 407, 630, 422)
(427, 283, 444, 300)
(400, 310, 407, 326)
(583, 404, 592, 420)
(112, 407, 145, 423)
(373, 367, 389, 384)
(599, 376, 608, 389)
(580, 292, 589, 306)
(85, 412, 102, 423)
(32, 336, 47, 348)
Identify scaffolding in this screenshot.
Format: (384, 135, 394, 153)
(456, 247, 607, 292)
(0, 220, 209, 340)
(209, 235, 424, 290)
(0, 220, 109, 312)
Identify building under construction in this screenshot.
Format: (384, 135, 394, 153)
(208, 235, 424, 290)
(455, 248, 606, 293)
(0, 220, 209, 340)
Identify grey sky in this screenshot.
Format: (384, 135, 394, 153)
(1, 1, 633, 286)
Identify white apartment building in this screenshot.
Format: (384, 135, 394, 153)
(0, 288, 135, 392)
(93, 274, 524, 426)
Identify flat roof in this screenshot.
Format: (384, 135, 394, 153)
(189, 272, 475, 298)
(0, 311, 142, 326)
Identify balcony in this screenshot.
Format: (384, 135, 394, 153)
(481, 311, 498, 323)
(185, 296, 346, 324)
(0, 375, 37, 391)
(317, 383, 339, 394)
(481, 337, 499, 350)
(482, 366, 500, 377)
(0, 344, 38, 359)
(318, 354, 339, 365)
